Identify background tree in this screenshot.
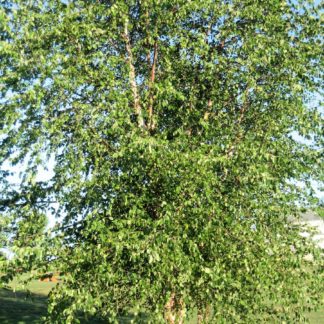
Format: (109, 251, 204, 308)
(0, 0, 323, 322)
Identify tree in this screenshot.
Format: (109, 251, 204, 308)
(0, 0, 323, 322)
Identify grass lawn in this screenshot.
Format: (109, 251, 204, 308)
(0, 279, 106, 324)
(308, 310, 324, 323)
(0, 287, 48, 324)
(0, 277, 55, 324)
(0, 279, 323, 323)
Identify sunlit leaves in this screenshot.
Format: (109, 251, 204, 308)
(0, 0, 323, 322)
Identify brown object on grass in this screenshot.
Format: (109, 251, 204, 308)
(39, 273, 59, 282)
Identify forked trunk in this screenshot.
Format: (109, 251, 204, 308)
(164, 293, 185, 324)
(197, 305, 211, 324)
(164, 293, 176, 324)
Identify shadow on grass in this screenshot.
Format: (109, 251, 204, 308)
(0, 289, 140, 323)
(1, 288, 322, 324)
(0, 290, 47, 324)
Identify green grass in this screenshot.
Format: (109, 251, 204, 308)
(0, 276, 57, 323)
(307, 310, 324, 323)
(0, 279, 323, 323)
(0, 284, 50, 324)
(0, 279, 107, 323)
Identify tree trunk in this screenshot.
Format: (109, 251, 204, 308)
(164, 293, 176, 324)
(123, 20, 145, 128)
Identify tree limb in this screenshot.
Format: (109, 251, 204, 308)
(148, 39, 158, 130)
(122, 20, 145, 128)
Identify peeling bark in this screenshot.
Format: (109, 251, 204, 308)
(197, 305, 211, 324)
(226, 88, 250, 157)
(165, 293, 176, 324)
(123, 20, 145, 128)
(148, 40, 158, 130)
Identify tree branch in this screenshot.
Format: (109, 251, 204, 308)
(122, 20, 145, 128)
(148, 39, 158, 130)
(226, 88, 250, 157)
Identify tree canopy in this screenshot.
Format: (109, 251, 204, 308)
(0, 0, 323, 323)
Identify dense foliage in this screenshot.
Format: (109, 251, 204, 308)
(0, 0, 323, 322)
